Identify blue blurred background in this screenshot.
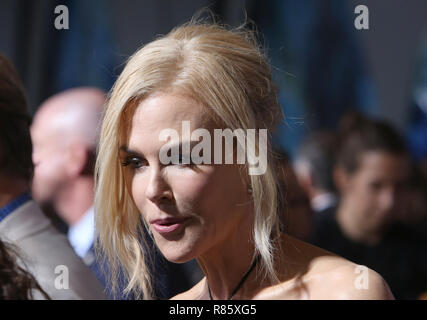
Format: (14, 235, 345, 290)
(1, 0, 427, 159)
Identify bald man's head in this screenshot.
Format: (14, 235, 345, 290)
(33, 87, 105, 148)
(31, 87, 105, 204)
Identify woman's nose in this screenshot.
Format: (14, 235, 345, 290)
(145, 168, 173, 203)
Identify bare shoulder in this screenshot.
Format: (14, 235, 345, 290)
(269, 235, 394, 300)
(299, 239, 394, 299)
(305, 248, 394, 299)
(310, 260, 394, 299)
(170, 277, 206, 300)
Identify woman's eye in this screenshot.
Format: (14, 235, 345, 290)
(122, 157, 146, 170)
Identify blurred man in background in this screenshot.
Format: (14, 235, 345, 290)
(31, 87, 132, 299)
(0, 54, 106, 299)
(31, 87, 104, 263)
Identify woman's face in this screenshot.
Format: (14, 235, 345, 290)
(339, 151, 409, 232)
(120, 93, 252, 263)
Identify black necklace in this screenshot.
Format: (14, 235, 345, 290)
(207, 255, 261, 300)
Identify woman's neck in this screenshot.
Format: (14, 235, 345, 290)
(196, 213, 259, 300)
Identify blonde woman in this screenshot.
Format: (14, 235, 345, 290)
(95, 22, 394, 300)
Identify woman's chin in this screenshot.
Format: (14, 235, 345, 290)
(155, 240, 198, 264)
(152, 227, 202, 263)
(161, 250, 195, 264)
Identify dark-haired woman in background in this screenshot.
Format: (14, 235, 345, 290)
(311, 112, 427, 299)
(0, 238, 50, 299)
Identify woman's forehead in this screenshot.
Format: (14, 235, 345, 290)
(124, 93, 217, 152)
(131, 93, 212, 132)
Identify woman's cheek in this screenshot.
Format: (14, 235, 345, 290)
(130, 174, 148, 210)
(172, 165, 213, 189)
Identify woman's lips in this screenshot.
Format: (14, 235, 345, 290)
(150, 217, 190, 234)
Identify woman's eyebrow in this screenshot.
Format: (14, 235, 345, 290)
(119, 140, 202, 157)
(166, 140, 201, 152)
(119, 145, 143, 157)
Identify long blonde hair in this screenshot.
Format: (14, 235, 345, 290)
(95, 21, 284, 299)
